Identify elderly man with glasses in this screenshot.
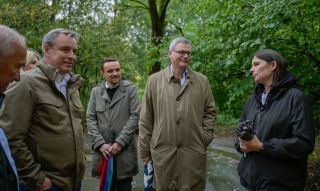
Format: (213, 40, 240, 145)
(139, 37, 216, 191)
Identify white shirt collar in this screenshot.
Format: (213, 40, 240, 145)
(169, 64, 187, 86)
(105, 81, 119, 89)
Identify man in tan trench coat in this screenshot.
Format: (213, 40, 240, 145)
(0, 28, 85, 191)
(139, 37, 216, 191)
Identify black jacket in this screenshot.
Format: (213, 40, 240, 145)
(0, 93, 18, 191)
(236, 73, 315, 191)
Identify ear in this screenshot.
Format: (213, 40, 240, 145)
(270, 61, 277, 71)
(100, 69, 104, 76)
(43, 44, 51, 56)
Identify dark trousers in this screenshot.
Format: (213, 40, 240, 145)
(111, 177, 132, 191)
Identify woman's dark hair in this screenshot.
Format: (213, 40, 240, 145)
(253, 49, 288, 84)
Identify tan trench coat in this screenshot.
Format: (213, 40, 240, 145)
(87, 80, 140, 179)
(139, 66, 216, 191)
(0, 62, 85, 191)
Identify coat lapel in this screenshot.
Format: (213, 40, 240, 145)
(100, 81, 126, 108)
(109, 81, 125, 108)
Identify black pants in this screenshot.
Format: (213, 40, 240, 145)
(111, 177, 132, 191)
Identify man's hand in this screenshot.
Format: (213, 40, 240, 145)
(36, 177, 52, 191)
(99, 144, 112, 158)
(109, 142, 122, 155)
(142, 156, 151, 166)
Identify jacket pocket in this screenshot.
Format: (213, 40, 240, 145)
(35, 97, 66, 131)
(95, 101, 105, 112)
(36, 136, 76, 176)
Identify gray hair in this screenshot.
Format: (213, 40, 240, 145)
(42, 28, 79, 53)
(0, 25, 26, 60)
(169, 37, 192, 51)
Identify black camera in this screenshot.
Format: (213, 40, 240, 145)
(237, 120, 255, 141)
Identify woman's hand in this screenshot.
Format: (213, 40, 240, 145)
(239, 135, 263, 153)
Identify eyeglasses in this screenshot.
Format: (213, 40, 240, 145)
(172, 50, 192, 57)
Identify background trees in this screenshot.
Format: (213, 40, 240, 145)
(1, 0, 319, 135)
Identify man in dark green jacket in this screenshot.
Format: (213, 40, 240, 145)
(0, 25, 27, 191)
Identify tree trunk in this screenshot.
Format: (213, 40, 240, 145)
(148, 0, 170, 74)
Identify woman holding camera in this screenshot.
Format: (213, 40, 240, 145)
(235, 49, 315, 190)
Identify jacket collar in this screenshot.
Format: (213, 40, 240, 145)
(38, 60, 84, 89)
(164, 65, 193, 85)
(99, 79, 127, 104)
(254, 72, 298, 109)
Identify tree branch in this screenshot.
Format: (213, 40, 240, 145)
(121, 4, 148, 10)
(129, 0, 149, 9)
(159, 0, 170, 22)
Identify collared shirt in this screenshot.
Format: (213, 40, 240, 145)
(105, 81, 119, 100)
(105, 81, 119, 89)
(169, 64, 187, 86)
(261, 92, 268, 105)
(55, 73, 71, 98)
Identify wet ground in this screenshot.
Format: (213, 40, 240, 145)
(82, 135, 245, 191)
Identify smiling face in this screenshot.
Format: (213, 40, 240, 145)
(101, 61, 121, 87)
(250, 56, 276, 86)
(44, 33, 77, 74)
(168, 42, 191, 71)
(0, 42, 26, 93)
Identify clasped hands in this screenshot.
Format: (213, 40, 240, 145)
(99, 142, 122, 158)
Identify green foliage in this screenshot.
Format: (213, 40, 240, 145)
(0, 0, 319, 135)
(0, 0, 150, 106)
(168, 0, 320, 134)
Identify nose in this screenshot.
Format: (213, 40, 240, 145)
(250, 66, 254, 74)
(66, 50, 76, 59)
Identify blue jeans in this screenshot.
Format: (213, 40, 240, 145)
(19, 182, 81, 191)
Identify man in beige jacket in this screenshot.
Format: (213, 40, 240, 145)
(139, 37, 216, 191)
(0, 28, 85, 191)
